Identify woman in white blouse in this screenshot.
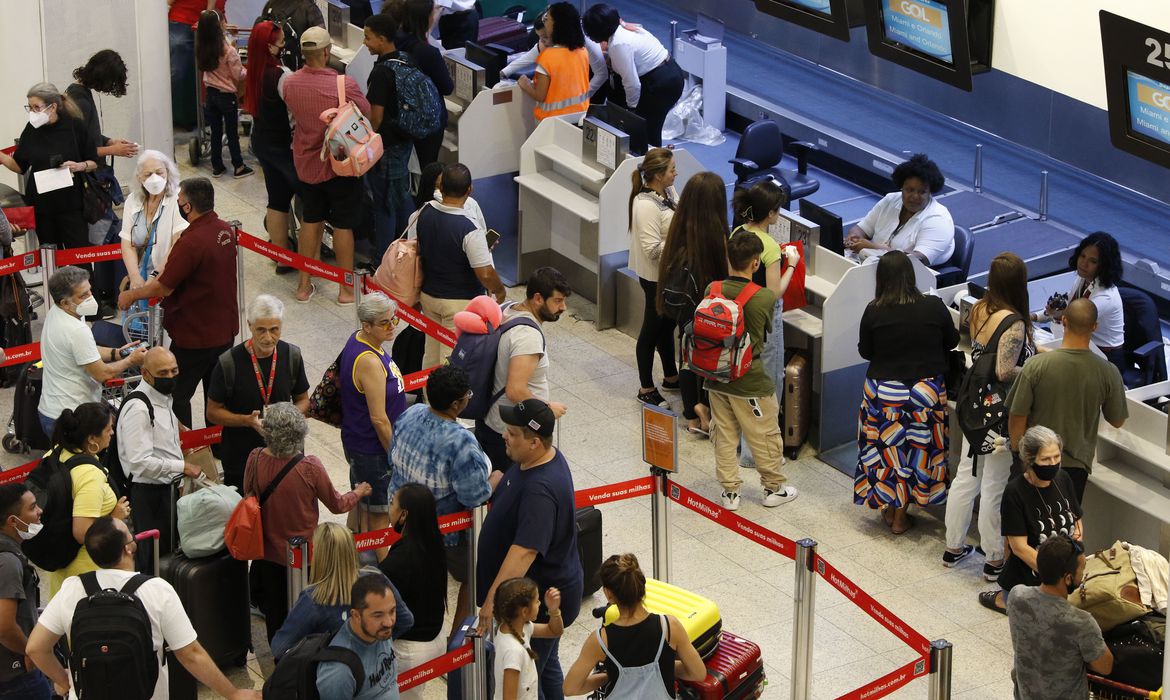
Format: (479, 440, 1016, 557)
(119, 149, 187, 288)
(1037, 231, 1126, 375)
(845, 153, 955, 266)
(628, 148, 678, 407)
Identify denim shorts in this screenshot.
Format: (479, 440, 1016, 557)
(346, 451, 391, 512)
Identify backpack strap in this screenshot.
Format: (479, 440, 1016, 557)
(289, 343, 303, 391)
(708, 280, 722, 300)
(118, 391, 155, 427)
(120, 573, 153, 597)
(336, 74, 346, 111)
(984, 313, 1022, 355)
(80, 571, 101, 597)
(258, 454, 304, 506)
(486, 316, 545, 407)
(731, 281, 763, 308)
(317, 647, 366, 693)
(218, 349, 236, 404)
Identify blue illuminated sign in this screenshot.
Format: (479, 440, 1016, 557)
(787, 0, 832, 13)
(1127, 71, 1170, 146)
(881, 0, 952, 64)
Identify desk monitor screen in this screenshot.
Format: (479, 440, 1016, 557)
(587, 103, 649, 156)
(1101, 12, 1170, 169)
(787, 0, 832, 15)
(465, 41, 509, 89)
(798, 200, 844, 257)
(1125, 70, 1170, 149)
(880, 0, 953, 64)
(755, 0, 864, 41)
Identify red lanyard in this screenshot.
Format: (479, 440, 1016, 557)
(246, 340, 279, 406)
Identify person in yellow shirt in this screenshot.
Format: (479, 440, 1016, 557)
(518, 3, 590, 121)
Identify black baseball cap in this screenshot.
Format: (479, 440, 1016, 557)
(499, 399, 555, 438)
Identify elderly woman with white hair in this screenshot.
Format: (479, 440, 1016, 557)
(339, 292, 408, 559)
(244, 401, 373, 642)
(207, 294, 311, 492)
(978, 424, 1083, 615)
(119, 149, 186, 290)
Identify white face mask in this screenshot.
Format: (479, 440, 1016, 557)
(74, 295, 99, 317)
(28, 109, 50, 129)
(143, 173, 167, 196)
(14, 518, 41, 541)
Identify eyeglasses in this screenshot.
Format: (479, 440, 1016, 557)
(373, 318, 399, 330)
(23, 104, 50, 113)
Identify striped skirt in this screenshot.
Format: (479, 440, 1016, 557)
(853, 376, 949, 509)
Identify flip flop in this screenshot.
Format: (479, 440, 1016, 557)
(684, 425, 709, 438)
(978, 590, 1007, 615)
(295, 283, 316, 304)
(336, 296, 355, 307)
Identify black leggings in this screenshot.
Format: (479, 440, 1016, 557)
(636, 277, 677, 388)
(679, 369, 704, 421)
(633, 60, 685, 149)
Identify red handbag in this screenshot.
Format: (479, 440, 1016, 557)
(782, 240, 807, 311)
(223, 452, 302, 560)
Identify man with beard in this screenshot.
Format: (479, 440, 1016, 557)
(475, 267, 572, 472)
(316, 573, 410, 700)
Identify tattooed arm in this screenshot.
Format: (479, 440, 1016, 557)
(995, 321, 1027, 382)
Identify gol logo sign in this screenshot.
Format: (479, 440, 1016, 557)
(1137, 83, 1170, 112)
(892, 0, 942, 27)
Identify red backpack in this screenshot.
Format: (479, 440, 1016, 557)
(683, 280, 762, 383)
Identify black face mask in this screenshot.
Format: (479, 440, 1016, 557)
(1033, 463, 1060, 481)
(151, 376, 177, 395)
(178, 203, 190, 222)
(391, 515, 406, 534)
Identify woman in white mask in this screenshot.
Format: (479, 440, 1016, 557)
(119, 149, 186, 290)
(0, 82, 97, 251)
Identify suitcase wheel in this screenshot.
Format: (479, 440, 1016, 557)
(2, 434, 26, 454)
(784, 446, 799, 460)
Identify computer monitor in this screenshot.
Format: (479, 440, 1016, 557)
(586, 103, 649, 156)
(464, 42, 510, 89)
(862, 0, 994, 91)
(754, 0, 865, 42)
(798, 200, 844, 257)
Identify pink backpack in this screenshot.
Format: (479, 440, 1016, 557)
(319, 74, 383, 177)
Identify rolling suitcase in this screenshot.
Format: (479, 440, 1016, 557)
(446, 615, 495, 700)
(477, 17, 529, 52)
(8, 361, 49, 454)
(392, 325, 426, 378)
(782, 352, 811, 459)
(141, 530, 198, 700)
(678, 631, 766, 700)
(576, 506, 603, 597)
(603, 578, 722, 659)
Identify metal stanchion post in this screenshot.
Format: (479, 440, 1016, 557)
(232, 222, 246, 341)
(790, 538, 818, 700)
(464, 505, 487, 700)
(286, 536, 309, 610)
(39, 244, 57, 309)
(927, 640, 953, 700)
(972, 144, 983, 193)
(1038, 171, 1049, 222)
(354, 272, 364, 330)
(669, 20, 679, 60)
(651, 467, 672, 583)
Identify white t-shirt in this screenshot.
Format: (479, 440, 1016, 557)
(485, 307, 548, 435)
(38, 569, 199, 700)
(493, 621, 538, 700)
(39, 305, 102, 420)
(855, 192, 956, 266)
(1071, 278, 1125, 348)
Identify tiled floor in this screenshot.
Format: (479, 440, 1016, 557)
(0, 149, 1015, 699)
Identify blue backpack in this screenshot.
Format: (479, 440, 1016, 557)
(448, 316, 542, 421)
(384, 55, 442, 140)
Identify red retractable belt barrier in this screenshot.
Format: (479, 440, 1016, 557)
(667, 482, 797, 559)
(237, 230, 353, 286)
(815, 554, 932, 657)
(180, 426, 223, 451)
(0, 343, 40, 368)
(362, 277, 457, 349)
(0, 249, 39, 277)
(54, 244, 122, 266)
(574, 477, 655, 508)
(397, 643, 475, 691)
(0, 460, 39, 487)
(833, 656, 929, 700)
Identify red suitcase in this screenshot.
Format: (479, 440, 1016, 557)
(678, 631, 766, 700)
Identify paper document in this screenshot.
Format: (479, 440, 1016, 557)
(33, 167, 73, 194)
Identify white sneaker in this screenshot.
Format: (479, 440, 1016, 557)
(762, 486, 799, 507)
(720, 491, 741, 511)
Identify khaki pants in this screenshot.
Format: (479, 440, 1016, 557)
(420, 292, 471, 369)
(709, 391, 787, 493)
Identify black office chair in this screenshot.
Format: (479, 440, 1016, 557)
(931, 225, 974, 288)
(729, 120, 819, 208)
(1118, 286, 1167, 387)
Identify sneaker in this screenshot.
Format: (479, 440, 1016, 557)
(661, 378, 681, 392)
(233, 165, 255, 178)
(637, 388, 668, 407)
(720, 491, 741, 511)
(212, 166, 226, 178)
(983, 561, 1004, 582)
(942, 544, 975, 567)
(762, 485, 798, 507)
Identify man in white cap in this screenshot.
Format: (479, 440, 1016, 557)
(279, 26, 371, 307)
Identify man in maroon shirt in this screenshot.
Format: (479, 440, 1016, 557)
(279, 26, 371, 306)
(118, 177, 239, 427)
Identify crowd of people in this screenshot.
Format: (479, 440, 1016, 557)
(0, 3, 1154, 699)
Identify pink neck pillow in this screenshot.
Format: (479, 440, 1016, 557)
(453, 295, 503, 337)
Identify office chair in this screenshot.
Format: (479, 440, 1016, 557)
(729, 120, 820, 208)
(1118, 286, 1167, 387)
(931, 225, 974, 288)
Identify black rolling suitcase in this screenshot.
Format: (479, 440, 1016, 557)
(6, 361, 49, 454)
(140, 529, 198, 700)
(576, 506, 602, 596)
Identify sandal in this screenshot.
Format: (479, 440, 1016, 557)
(978, 590, 1007, 615)
(684, 424, 709, 438)
(295, 283, 316, 304)
(890, 514, 916, 535)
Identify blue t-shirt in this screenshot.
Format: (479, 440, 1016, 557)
(316, 621, 400, 700)
(271, 574, 414, 661)
(389, 404, 493, 546)
(475, 450, 584, 621)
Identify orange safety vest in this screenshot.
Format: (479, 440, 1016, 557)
(533, 46, 591, 121)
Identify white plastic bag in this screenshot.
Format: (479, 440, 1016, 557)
(178, 483, 242, 558)
(661, 86, 725, 146)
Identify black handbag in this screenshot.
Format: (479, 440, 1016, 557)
(79, 171, 114, 225)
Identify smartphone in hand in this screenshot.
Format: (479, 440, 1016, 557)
(485, 229, 501, 248)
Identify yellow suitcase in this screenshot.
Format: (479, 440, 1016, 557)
(603, 578, 722, 658)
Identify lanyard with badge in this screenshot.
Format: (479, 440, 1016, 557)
(247, 340, 279, 413)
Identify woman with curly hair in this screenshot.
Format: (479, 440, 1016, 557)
(845, 153, 955, 266)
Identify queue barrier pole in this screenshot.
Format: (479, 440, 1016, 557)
(1039, 170, 1050, 222)
(973, 144, 983, 194)
(40, 244, 57, 309)
(286, 536, 309, 609)
(354, 272, 364, 331)
(465, 504, 488, 700)
(232, 222, 247, 343)
(927, 640, 953, 700)
(650, 467, 672, 583)
(790, 538, 817, 700)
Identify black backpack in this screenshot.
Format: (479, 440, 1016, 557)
(263, 632, 364, 700)
(106, 391, 154, 497)
(69, 572, 159, 700)
(22, 449, 103, 571)
(661, 262, 701, 325)
(955, 313, 1021, 458)
(0, 246, 32, 388)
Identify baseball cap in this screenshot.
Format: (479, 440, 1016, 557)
(300, 26, 332, 51)
(499, 399, 555, 438)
